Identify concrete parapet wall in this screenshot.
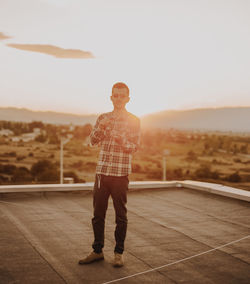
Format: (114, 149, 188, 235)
(180, 180, 250, 202)
(0, 180, 249, 202)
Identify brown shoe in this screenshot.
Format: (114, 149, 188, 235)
(113, 253, 124, 267)
(78, 251, 104, 265)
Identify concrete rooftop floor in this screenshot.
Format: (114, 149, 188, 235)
(0, 187, 250, 284)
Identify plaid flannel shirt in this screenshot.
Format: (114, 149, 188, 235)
(90, 111, 140, 176)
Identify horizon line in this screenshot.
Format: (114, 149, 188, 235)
(0, 105, 250, 118)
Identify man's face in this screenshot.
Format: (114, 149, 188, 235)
(111, 87, 130, 110)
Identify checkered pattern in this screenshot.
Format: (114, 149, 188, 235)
(90, 111, 140, 176)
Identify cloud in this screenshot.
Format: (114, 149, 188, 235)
(6, 43, 94, 59)
(0, 32, 11, 40)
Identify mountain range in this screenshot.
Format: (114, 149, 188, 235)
(0, 107, 97, 125)
(0, 107, 249, 132)
(141, 107, 250, 132)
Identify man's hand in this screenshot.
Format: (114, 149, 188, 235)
(112, 133, 124, 145)
(99, 117, 112, 130)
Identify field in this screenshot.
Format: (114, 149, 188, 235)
(0, 124, 250, 191)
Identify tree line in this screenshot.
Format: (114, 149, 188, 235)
(0, 160, 84, 185)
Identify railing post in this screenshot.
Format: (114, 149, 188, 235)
(60, 138, 63, 184)
(163, 149, 170, 181)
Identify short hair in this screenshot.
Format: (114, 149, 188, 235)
(112, 82, 129, 95)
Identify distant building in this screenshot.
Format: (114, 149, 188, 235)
(33, 128, 41, 134)
(63, 177, 74, 184)
(11, 137, 22, 142)
(0, 129, 14, 136)
(10, 128, 42, 142)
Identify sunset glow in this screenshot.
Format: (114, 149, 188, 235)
(1, 0, 250, 116)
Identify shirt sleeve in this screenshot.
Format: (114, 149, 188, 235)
(121, 117, 141, 154)
(89, 115, 106, 146)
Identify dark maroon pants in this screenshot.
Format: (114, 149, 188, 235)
(92, 174, 129, 254)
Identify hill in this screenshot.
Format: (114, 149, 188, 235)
(141, 107, 250, 132)
(0, 107, 249, 132)
(0, 107, 97, 125)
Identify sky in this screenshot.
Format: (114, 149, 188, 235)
(0, 0, 250, 117)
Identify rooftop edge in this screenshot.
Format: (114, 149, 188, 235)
(0, 180, 249, 202)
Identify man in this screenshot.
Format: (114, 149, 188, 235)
(78, 82, 140, 267)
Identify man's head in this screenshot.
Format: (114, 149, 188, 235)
(111, 82, 130, 111)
